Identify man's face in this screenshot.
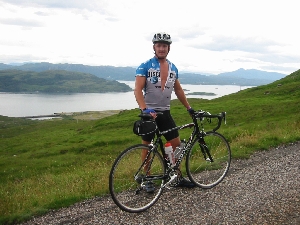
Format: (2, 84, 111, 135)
(153, 42, 170, 59)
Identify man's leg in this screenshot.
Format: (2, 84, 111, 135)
(168, 137, 195, 188)
(141, 140, 151, 174)
(141, 140, 156, 193)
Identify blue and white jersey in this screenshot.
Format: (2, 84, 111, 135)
(136, 57, 179, 111)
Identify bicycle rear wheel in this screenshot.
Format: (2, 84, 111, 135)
(186, 131, 231, 189)
(109, 144, 166, 213)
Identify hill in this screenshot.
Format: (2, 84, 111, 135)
(0, 70, 132, 93)
(218, 68, 284, 80)
(0, 69, 299, 224)
(178, 70, 284, 86)
(0, 62, 287, 86)
(0, 63, 13, 70)
(5, 62, 135, 81)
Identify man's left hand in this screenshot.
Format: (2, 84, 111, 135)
(187, 107, 195, 115)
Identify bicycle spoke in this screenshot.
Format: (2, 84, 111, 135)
(186, 132, 231, 188)
(109, 144, 166, 212)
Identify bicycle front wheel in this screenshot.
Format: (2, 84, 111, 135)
(109, 144, 166, 213)
(186, 131, 231, 189)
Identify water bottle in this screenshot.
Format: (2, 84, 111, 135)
(174, 139, 186, 159)
(164, 142, 175, 167)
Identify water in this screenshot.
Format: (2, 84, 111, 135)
(0, 81, 253, 117)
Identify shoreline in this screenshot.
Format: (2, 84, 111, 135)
(23, 110, 123, 120)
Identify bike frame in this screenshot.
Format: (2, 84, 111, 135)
(138, 112, 221, 183)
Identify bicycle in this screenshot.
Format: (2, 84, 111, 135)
(109, 110, 231, 213)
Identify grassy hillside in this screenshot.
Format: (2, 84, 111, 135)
(0, 70, 132, 93)
(0, 69, 299, 224)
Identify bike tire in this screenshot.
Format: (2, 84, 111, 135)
(109, 144, 166, 213)
(186, 131, 231, 189)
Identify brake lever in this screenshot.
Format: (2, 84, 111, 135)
(204, 111, 211, 123)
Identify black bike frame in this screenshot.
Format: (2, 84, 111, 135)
(138, 112, 225, 182)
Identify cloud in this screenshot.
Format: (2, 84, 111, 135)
(260, 65, 296, 75)
(34, 11, 51, 16)
(0, 0, 299, 75)
(0, 17, 44, 27)
(0, 52, 48, 63)
(256, 53, 300, 64)
(177, 26, 206, 40)
(1, 0, 112, 15)
(191, 36, 283, 54)
(1, 0, 120, 26)
(1, 0, 95, 9)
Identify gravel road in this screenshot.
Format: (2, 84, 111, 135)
(22, 142, 300, 225)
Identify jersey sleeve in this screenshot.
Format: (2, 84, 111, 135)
(170, 62, 179, 79)
(135, 62, 147, 77)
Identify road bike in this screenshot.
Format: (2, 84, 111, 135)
(109, 110, 231, 212)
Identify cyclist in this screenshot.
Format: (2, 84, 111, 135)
(134, 32, 196, 192)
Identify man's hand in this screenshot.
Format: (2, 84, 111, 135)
(142, 108, 157, 119)
(187, 107, 195, 115)
(142, 108, 156, 114)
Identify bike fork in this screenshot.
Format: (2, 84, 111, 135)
(199, 138, 214, 162)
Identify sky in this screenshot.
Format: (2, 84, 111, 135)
(0, 0, 299, 75)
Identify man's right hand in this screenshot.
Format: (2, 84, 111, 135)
(142, 108, 156, 114)
(142, 108, 157, 119)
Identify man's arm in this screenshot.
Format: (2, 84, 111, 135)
(134, 76, 147, 110)
(174, 79, 191, 109)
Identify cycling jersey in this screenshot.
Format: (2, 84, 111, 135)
(136, 57, 179, 111)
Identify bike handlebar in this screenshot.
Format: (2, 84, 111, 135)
(193, 110, 226, 132)
(138, 110, 226, 132)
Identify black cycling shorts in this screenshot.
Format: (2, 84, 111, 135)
(142, 110, 179, 142)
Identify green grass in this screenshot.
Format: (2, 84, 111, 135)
(1, 69, 300, 224)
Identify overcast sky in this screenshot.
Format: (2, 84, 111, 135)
(0, 0, 299, 75)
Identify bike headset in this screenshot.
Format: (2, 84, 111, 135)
(152, 32, 172, 59)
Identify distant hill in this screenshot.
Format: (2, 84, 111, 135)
(0, 70, 132, 93)
(0, 62, 288, 86)
(217, 68, 285, 81)
(5, 62, 135, 81)
(179, 68, 287, 86)
(0, 63, 13, 70)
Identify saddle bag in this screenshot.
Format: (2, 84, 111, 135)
(133, 120, 157, 136)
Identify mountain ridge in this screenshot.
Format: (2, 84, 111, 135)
(0, 69, 132, 93)
(0, 62, 288, 86)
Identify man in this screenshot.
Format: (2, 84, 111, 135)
(134, 32, 195, 192)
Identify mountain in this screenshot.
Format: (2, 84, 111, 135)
(0, 70, 132, 93)
(0, 63, 13, 70)
(10, 62, 135, 81)
(217, 68, 285, 81)
(179, 68, 286, 86)
(0, 62, 288, 86)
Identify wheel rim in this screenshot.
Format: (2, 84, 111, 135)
(109, 145, 165, 212)
(187, 132, 231, 188)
